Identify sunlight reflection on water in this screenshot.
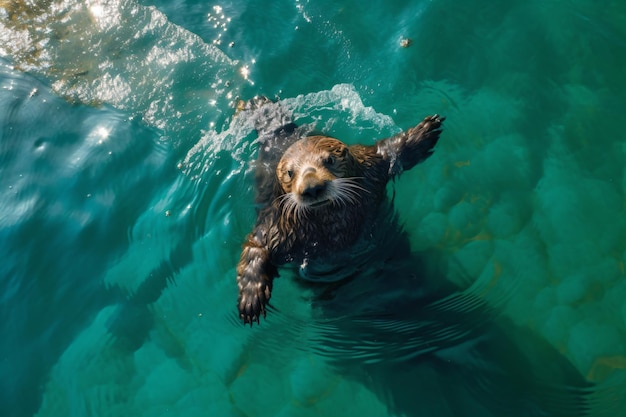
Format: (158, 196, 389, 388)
(1, 0, 626, 416)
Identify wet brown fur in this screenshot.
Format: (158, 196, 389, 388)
(236, 102, 444, 325)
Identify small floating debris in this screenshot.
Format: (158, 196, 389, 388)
(400, 38, 412, 48)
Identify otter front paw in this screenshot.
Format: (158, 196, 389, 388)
(378, 114, 445, 176)
(238, 278, 272, 325)
(404, 114, 445, 155)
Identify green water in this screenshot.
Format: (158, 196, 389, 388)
(1, 0, 626, 416)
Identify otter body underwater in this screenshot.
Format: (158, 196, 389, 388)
(236, 97, 444, 325)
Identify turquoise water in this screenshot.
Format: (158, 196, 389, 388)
(1, 0, 626, 416)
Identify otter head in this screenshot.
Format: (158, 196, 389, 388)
(276, 136, 362, 209)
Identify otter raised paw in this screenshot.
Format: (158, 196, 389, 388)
(236, 98, 444, 325)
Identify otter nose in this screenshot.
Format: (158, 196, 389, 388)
(299, 166, 327, 199)
(302, 182, 326, 199)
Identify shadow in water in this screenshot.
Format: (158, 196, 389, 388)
(306, 249, 594, 417)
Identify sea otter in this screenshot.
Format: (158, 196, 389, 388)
(236, 96, 444, 324)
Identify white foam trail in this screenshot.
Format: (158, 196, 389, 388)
(0, 0, 245, 142)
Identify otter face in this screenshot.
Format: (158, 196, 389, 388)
(276, 136, 362, 209)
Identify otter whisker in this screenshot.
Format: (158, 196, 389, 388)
(287, 200, 299, 224)
(330, 194, 348, 209)
(329, 178, 371, 207)
(275, 193, 292, 208)
(299, 204, 312, 223)
(333, 188, 356, 205)
(278, 193, 300, 225)
(335, 177, 371, 194)
(291, 201, 304, 224)
(275, 193, 288, 210)
(329, 188, 357, 207)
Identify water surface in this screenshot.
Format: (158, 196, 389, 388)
(1, 0, 626, 416)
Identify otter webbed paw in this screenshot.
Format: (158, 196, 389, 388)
(406, 114, 445, 154)
(378, 114, 445, 177)
(237, 277, 273, 325)
(236, 234, 277, 325)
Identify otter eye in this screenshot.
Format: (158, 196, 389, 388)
(324, 155, 335, 166)
(287, 169, 294, 179)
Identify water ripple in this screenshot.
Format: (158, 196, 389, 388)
(0, 0, 245, 146)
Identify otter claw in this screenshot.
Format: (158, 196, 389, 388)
(238, 280, 271, 325)
(428, 114, 444, 125)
